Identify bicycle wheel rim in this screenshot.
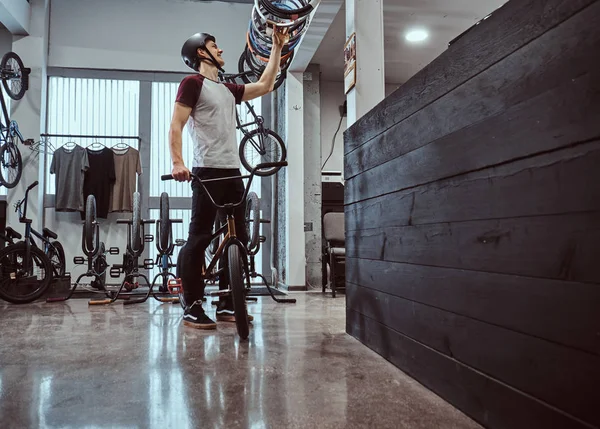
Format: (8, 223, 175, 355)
(1, 52, 26, 101)
(0, 243, 53, 304)
(240, 129, 287, 176)
(0, 140, 22, 189)
(257, 0, 315, 20)
(228, 245, 249, 339)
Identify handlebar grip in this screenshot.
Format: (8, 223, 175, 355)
(161, 174, 173, 181)
(255, 161, 288, 170)
(27, 181, 39, 191)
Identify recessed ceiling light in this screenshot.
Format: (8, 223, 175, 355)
(405, 29, 429, 42)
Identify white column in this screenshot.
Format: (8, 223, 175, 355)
(285, 71, 306, 289)
(345, 0, 385, 126)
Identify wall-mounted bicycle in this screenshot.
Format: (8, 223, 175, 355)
(0, 51, 32, 189)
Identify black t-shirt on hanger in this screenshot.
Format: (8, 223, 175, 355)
(82, 147, 116, 219)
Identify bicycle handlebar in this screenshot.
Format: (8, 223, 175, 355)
(161, 161, 287, 210)
(15, 181, 38, 221)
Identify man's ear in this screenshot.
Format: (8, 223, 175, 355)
(196, 47, 207, 59)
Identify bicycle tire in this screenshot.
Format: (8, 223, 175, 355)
(0, 141, 22, 189)
(48, 241, 66, 277)
(0, 52, 26, 100)
(176, 245, 187, 309)
(160, 192, 170, 251)
(239, 128, 287, 176)
(0, 242, 53, 304)
(132, 192, 142, 253)
(246, 192, 260, 251)
(85, 195, 97, 253)
(228, 245, 249, 339)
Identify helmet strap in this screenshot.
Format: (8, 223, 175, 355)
(198, 50, 224, 73)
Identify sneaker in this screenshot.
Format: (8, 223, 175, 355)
(183, 301, 217, 330)
(216, 299, 253, 322)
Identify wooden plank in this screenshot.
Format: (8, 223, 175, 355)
(347, 283, 600, 426)
(346, 257, 600, 355)
(347, 310, 595, 429)
(343, 0, 597, 155)
(345, 70, 600, 204)
(345, 1, 600, 179)
(345, 142, 600, 230)
(346, 213, 600, 283)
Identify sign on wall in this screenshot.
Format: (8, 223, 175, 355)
(344, 32, 356, 94)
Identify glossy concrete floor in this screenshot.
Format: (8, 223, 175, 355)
(0, 292, 481, 429)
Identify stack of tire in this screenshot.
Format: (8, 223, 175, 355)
(238, 0, 320, 90)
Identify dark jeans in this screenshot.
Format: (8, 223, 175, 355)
(179, 167, 248, 305)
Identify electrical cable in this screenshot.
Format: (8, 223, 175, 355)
(322, 112, 344, 171)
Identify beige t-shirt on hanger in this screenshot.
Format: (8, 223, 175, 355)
(109, 147, 142, 212)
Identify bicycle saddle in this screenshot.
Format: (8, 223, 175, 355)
(4, 227, 22, 240)
(43, 227, 58, 240)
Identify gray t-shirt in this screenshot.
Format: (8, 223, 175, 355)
(50, 145, 89, 212)
(175, 74, 245, 169)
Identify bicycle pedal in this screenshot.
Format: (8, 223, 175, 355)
(109, 247, 120, 255)
(175, 239, 186, 247)
(109, 267, 122, 278)
(259, 236, 266, 243)
(167, 278, 183, 295)
(208, 289, 232, 297)
(143, 259, 155, 269)
(73, 256, 85, 265)
(144, 234, 154, 243)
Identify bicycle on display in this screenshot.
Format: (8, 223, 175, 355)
(0, 181, 55, 304)
(163, 161, 288, 340)
(47, 195, 119, 303)
(0, 51, 33, 189)
(89, 192, 157, 305)
(219, 71, 287, 177)
(115, 191, 185, 306)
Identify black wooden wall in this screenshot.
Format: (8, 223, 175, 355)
(343, 1, 600, 428)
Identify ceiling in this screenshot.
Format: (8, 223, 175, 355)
(311, 0, 507, 84)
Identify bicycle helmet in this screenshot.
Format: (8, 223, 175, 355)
(181, 32, 224, 72)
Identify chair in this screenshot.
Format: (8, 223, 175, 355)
(322, 212, 345, 297)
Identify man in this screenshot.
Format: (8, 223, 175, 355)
(169, 28, 289, 329)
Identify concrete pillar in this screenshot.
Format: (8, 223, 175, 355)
(345, 0, 385, 126)
(6, 0, 47, 228)
(285, 71, 306, 289)
(303, 64, 322, 289)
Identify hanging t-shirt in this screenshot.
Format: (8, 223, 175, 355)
(50, 145, 89, 212)
(109, 147, 142, 213)
(82, 147, 116, 219)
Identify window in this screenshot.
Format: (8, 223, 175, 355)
(45, 77, 140, 194)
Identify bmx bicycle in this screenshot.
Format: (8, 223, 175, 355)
(162, 161, 288, 339)
(0, 51, 33, 188)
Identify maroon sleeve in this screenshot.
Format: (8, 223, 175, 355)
(223, 82, 245, 105)
(176, 75, 203, 108)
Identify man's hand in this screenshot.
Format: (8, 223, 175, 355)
(271, 26, 289, 50)
(172, 163, 191, 182)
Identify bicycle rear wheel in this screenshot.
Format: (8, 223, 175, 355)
(159, 192, 170, 251)
(47, 241, 66, 277)
(85, 195, 97, 253)
(0, 140, 22, 189)
(0, 52, 26, 100)
(0, 242, 53, 304)
(245, 192, 260, 252)
(239, 128, 286, 176)
(132, 192, 142, 253)
(228, 245, 249, 339)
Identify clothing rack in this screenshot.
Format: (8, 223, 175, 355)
(30, 134, 141, 156)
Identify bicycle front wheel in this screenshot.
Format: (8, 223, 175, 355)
(0, 242, 53, 304)
(228, 245, 249, 340)
(239, 129, 286, 176)
(0, 141, 22, 189)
